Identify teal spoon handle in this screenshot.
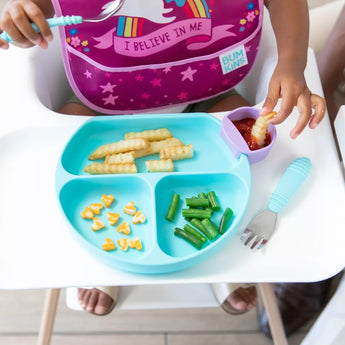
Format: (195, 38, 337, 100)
(267, 157, 312, 213)
(0, 15, 83, 43)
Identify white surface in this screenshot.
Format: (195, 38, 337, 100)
(0, 11, 345, 290)
(301, 274, 345, 345)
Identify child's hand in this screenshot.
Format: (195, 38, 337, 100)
(260, 60, 326, 139)
(0, 0, 53, 50)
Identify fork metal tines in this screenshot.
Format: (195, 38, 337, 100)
(240, 229, 267, 250)
(240, 209, 277, 250)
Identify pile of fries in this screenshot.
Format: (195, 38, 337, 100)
(85, 128, 193, 174)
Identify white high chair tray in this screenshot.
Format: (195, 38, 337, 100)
(0, 45, 344, 290)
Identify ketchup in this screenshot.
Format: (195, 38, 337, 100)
(232, 118, 271, 151)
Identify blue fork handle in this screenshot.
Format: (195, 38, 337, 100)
(0, 15, 83, 43)
(267, 157, 312, 213)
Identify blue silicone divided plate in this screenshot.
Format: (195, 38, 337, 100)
(55, 113, 251, 274)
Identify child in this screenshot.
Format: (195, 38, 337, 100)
(0, 0, 326, 316)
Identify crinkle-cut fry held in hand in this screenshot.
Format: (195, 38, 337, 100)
(159, 144, 193, 161)
(84, 162, 137, 174)
(251, 112, 276, 148)
(146, 159, 174, 172)
(124, 128, 172, 141)
(105, 151, 135, 164)
(89, 138, 148, 160)
(134, 137, 184, 158)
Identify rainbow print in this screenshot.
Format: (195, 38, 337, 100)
(117, 16, 145, 37)
(183, 0, 210, 18)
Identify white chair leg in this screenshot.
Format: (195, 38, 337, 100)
(258, 283, 288, 345)
(37, 288, 61, 345)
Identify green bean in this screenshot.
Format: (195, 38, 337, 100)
(184, 224, 207, 243)
(198, 192, 213, 213)
(174, 227, 204, 250)
(166, 193, 180, 222)
(218, 207, 234, 234)
(186, 197, 210, 208)
(201, 218, 218, 240)
(190, 218, 213, 241)
(190, 218, 207, 232)
(207, 191, 220, 211)
(182, 208, 212, 219)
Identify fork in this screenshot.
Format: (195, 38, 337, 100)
(0, 0, 125, 43)
(240, 157, 312, 250)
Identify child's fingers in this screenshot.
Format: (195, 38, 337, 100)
(0, 2, 51, 48)
(0, 34, 9, 49)
(260, 79, 280, 117)
(273, 90, 296, 125)
(309, 94, 326, 129)
(23, 2, 52, 43)
(290, 91, 312, 139)
(1, 7, 34, 47)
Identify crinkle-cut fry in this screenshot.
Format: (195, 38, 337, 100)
(107, 212, 120, 226)
(84, 162, 137, 174)
(102, 194, 114, 208)
(105, 151, 135, 164)
(124, 128, 172, 142)
(263, 111, 276, 122)
(251, 111, 276, 148)
(91, 217, 105, 231)
(117, 238, 129, 251)
(134, 137, 184, 158)
(90, 203, 103, 215)
(159, 144, 193, 161)
(129, 237, 143, 251)
(102, 238, 116, 251)
(117, 221, 130, 235)
(123, 201, 136, 216)
(81, 206, 94, 219)
(89, 138, 148, 160)
(133, 210, 145, 224)
(146, 159, 174, 172)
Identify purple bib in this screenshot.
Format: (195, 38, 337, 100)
(52, 0, 264, 114)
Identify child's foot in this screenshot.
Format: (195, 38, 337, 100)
(212, 283, 258, 314)
(78, 287, 119, 315)
(224, 285, 257, 312)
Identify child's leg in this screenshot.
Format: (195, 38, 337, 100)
(206, 93, 250, 112)
(59, 102, 97, 116)
(186, 90, 250, 113)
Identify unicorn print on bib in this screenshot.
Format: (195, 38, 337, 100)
(52, 0, 263, 114)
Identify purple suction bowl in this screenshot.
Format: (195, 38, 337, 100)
(220, 106, 277, 164)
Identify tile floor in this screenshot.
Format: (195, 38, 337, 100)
(0, 0, 339, 344)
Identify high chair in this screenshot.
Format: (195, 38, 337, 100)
(1, 6, 345, 345)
